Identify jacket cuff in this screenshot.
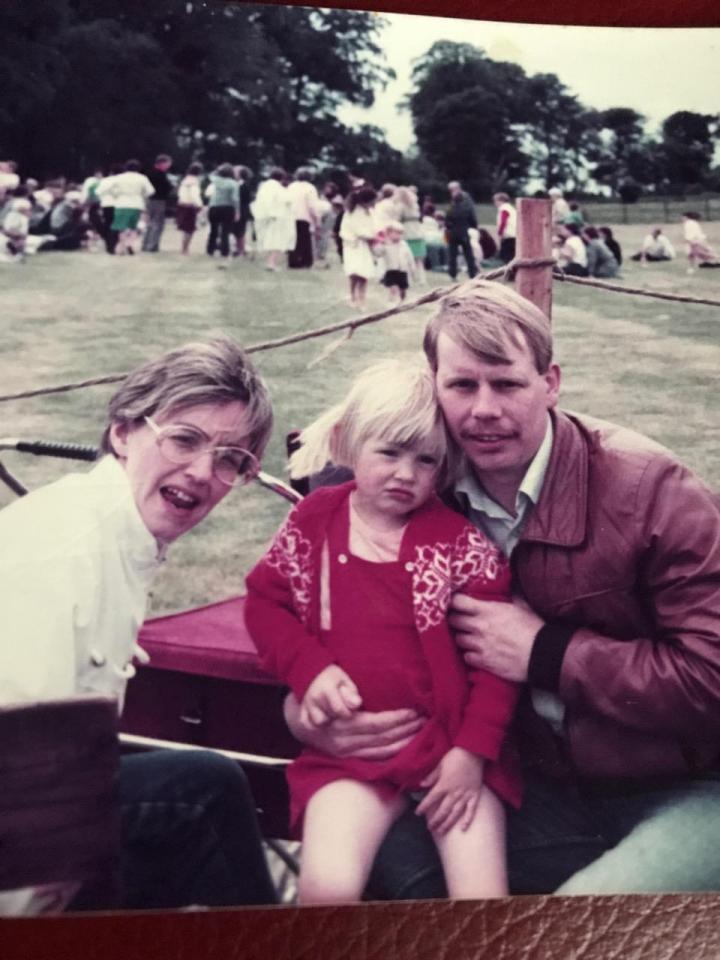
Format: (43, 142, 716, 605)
(528, 622, 576, 692)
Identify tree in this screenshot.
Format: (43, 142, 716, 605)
(1, 1, 394, 180)
(590, 107, 659, 196)
(658, 111, 718, 193)
(406, 41, 533, 197)
(522, 74, 599, 191)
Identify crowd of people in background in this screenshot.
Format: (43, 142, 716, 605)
(2, 156, 719, 286)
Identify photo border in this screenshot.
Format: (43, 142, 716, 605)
(3, 0, 719, 956)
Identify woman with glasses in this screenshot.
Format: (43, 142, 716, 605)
(0, 335, 277, 914)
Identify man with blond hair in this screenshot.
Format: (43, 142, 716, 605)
(287, 279, 720, 898)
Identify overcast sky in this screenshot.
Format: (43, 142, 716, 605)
(338, 15, 720, 151)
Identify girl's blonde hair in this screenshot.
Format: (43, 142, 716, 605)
(289, 357, 451, 484)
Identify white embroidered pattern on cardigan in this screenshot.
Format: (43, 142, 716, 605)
(413, 526, 503, 632)
(264, 517, 314, 622)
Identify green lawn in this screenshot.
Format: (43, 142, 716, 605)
(1, 218, 719, 615)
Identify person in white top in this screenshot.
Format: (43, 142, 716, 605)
(682, 212, 720, 273)
(0, 336, 277, 914)
(0, 160, 20, 202)
(630, 227, 676, 264)
(109, 159, 155, 256)
(340, 186, 379, 308)
(556, 223, 588, 276)
(1, 197, 31, 261)
(376, 220, 416, 302)
(287, 168, 320, 269)
(493, 192, 517, 264)
(95, 165, 121, 253)
(548, 188, 570, 225)
(175, 161, 205, 255)
(374, 184, 400, 229)
(251, 167, 295, 271)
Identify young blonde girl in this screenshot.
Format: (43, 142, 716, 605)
(245, 359, 520, 903)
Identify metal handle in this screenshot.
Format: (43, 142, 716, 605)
(15, 440, 99, 461)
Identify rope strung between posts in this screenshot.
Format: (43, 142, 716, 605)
(1, 257, 718, 405)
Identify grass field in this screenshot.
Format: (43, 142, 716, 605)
(1, 217, 719, 616)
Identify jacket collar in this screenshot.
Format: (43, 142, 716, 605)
(520, 409, 587, 547)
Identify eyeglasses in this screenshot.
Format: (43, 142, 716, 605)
(144, 416, 260, 488)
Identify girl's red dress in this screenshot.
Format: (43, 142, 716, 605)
(245, 481, 521, 831)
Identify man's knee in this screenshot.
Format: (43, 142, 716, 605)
(365, 810, 446, 901)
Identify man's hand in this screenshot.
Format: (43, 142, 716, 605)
(448, 593, 544, 682)
(284, 694, 426, 760)
(415, 747, 485, 835)
(299, 665, 362, 727)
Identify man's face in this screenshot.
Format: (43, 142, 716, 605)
(109, 401, 252, 543)
(434, 330, 560, 489)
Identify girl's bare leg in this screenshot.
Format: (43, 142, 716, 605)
(432, 787, 508, 900)
(356, 277, 368, 307)
(415, 257, 427, 285)
(299, 780, 407, 904)
(181, 232, 192, 255)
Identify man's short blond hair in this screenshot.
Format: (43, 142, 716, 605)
(423, 280, 553, 374)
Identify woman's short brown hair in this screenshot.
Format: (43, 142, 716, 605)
(101, 335, 273, 460)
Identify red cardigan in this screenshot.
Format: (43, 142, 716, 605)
(245, 482, 521, 807)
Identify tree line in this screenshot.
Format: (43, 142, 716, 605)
(2, 3, 717, 201)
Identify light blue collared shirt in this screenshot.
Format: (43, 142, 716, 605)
(454, 417, 553, 558)
(453, 417, 566, 733)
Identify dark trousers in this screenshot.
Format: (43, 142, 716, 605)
(499, 237, 516, 263)
(142, 198, 167, 252)
(102, 207, 118, 254)
(207, 206, 236, 258)
(119, 750, 277, 909)
(288, 220, 313, 268)
(563, 262, 589, 277)
(367, 768, 720, 899)
(447, 233, 477, 279)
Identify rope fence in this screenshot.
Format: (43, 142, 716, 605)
(1, 258, 718, 405)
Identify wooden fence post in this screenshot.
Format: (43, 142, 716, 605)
(516, 197, 553, 322)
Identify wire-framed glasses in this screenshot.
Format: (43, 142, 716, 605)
(144, 416, 259, 487)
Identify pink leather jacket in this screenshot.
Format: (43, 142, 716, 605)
(494, 410, 720, 781)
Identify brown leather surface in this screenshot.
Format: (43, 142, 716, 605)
(245, 0, 719, 27)
(3, 895, 720, 959)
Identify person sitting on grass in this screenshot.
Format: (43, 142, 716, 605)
(630, 227, 675, 263)
(583, 226, 619, 278)
(1, 197, 31, 262)
(0, 335, 278, 914)
(246, 358, 521, 904)
(556, 223, 588, 276)
(599, 226, 623, 266)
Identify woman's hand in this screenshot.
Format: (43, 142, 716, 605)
(284, 693, 426, 760)
(415, 747, 485, 835)
(299, 665, 362, 727)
